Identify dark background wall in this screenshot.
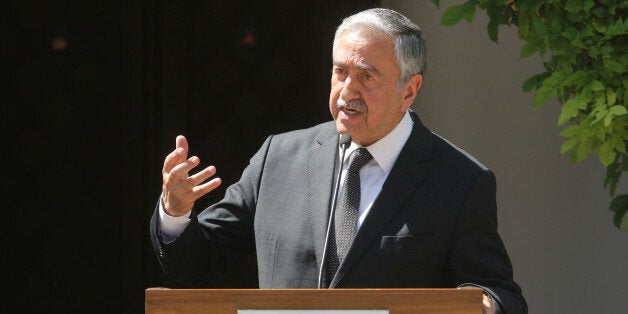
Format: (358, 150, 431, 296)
(5, 0, 376, 312)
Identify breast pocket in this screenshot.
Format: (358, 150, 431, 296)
(380, 235, 435, 252)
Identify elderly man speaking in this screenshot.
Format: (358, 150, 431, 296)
(151, 8, 527, 314)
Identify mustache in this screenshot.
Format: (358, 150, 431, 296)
(336, 98, 368, 113)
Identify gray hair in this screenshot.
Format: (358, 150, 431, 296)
(333, 8, 427, 87)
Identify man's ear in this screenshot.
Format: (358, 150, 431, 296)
(400, 74, 423, 112)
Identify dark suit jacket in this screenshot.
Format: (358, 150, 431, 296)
(151, 112, 527, 313)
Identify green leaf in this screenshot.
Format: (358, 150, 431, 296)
(561, 27, 578, 41)
(604, 106, 627, 126)
(544, 71, 567, 88)
(518, 11, 530, 38)
(558, 97, 587, 125)
(580, 125, 594, 138)
(520, 40, 538, 58)
(592, 19, 607, 33)
(604, 160, 622, 195)
(595, 126, 606, 141)
(535, 86, 557, 109)
(558, 109, 575, 126)
(592, 7, 608, 18)
(560, 125, 581, 137)
(576, 139, 593, 162)
(610, 194, 628, 229)
(523, 77, 536, 92)
(442, 4, 466, 26)
(591, 108, 608, 125)
(600, 45, 614, 57)
(607, 18, 627, 36)
(609, 105, 627, 116)
(562, 71, 590, 88)
(565, 0, 583, 14)
(607, 90, 617, 106)
(431, 0, 440, 7)
(523, 72, 550, 92)
(590, 79, 605, 91)
(612, 135, 626, 153)
(604, 112, 614, 127)
(561, 137, 580, 154)
(488, 19, 499, 42)
(603, 59, 625, 73)
(599, 140, 616, 166)
(463, 4, 476, 23)
(593, 109, 608, 124)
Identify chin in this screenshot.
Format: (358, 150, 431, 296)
(335, 123, 348, 135)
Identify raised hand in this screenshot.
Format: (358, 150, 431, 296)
(161, 135, 222, 216)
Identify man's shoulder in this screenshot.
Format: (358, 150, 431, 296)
(409, 111, 489, 173)
(428, 131, 490, 172)
(273, 120, 337, 143)
(255, 121, 337, 164)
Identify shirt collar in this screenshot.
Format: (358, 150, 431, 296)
(343, 110, 414, 174)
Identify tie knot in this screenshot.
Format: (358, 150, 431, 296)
(347, 147, 373, 172)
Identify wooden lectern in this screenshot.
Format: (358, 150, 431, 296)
(145, 288, 482, 314)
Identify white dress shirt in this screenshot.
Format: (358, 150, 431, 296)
(337, 110, 413, 229)
(158, 110, 414, 242)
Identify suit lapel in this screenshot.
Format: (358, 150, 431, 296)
(307, 127, 340, 278)
(331, 114, 433, 287)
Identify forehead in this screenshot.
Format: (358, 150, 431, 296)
(333, 29, 398, 70)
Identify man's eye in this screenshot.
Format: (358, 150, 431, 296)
(334, 68, 347, 75)
(363, 73, 373, 81)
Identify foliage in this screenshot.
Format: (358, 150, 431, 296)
(431, 0, 628, 229)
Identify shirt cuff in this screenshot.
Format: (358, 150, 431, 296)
(158, 197, 192, 243)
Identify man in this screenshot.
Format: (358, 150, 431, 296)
(151, 8, 527, 314)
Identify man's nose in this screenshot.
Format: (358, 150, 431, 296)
(339, 75, 360, 101)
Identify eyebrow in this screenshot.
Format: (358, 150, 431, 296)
(333, 61, 381, 75)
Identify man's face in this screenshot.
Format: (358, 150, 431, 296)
(329, 29, 418, 146)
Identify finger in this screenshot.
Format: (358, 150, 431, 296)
(169, 156, 201, 180)
(163, 147, 186, 174)
(176, 135, 189, 157)
(163, 135, 188, 174)
(188, 165, 218, 187)
(193, 177, 222, 197)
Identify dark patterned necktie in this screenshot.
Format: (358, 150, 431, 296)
(325, 147, 373, 284)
